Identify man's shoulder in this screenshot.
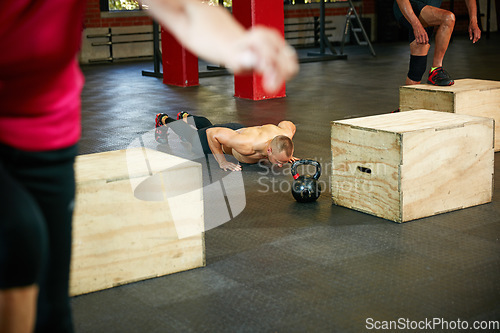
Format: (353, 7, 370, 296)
(241, 122, 292, 136)
(260, 124, 286, 134)
(261, 122, 293, 129)
(277, 120, 294, 126)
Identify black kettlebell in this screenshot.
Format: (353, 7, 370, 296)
(291, 159, 322, 203)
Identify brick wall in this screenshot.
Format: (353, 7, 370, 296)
(85, 0, 375, 28)
(83, 0, 472, 31)
(84, 0, 153, 28)
(79, 0, 377, 63)
(363, 0, 375, 15)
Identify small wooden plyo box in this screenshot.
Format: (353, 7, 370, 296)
(399, 79, 500, 152)
(331, 110, 494, 223)
(70, 148, 205, 296)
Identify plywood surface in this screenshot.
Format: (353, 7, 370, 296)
(399, 79, 500, 151)
(70, 148, 205, 296)
(334, 109, 489, 134)
(331, 110, 494, 223)
(331, 123, 402, 221)
(400, 121, 494, 221)
(401, 79, 500, 93)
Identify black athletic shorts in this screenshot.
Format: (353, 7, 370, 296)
(393, 0, 443, 42)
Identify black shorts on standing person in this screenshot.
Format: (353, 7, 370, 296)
(393, 0, 443, 43)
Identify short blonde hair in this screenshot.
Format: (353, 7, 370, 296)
(271, 135, 294, 156)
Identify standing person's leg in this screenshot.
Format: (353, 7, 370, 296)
(401, 4, 455, 86)
(394, 1, 432, 85)
(31, 146, 77, 333)
(0, 286, 39, 333)
(419, 5, 455, 69)
(407, 40, 431, 85)
(0, 144, 76, 333)
(0, 148, 46, 333)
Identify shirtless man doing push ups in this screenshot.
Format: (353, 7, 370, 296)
(155, 112, 298, 171)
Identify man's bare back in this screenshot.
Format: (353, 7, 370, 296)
(207, 121, 296, 171)
(220, 124, 291, 163)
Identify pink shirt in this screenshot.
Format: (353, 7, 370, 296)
(0, 0, 86, 151)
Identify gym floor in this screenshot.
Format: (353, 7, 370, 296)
(72, 33, 500, 332)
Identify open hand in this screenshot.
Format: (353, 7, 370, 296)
(219, 160, 241, 172)
(412, 22, 429, 45)
(228, 26, 299, 93)
(469, 21, 481, 43)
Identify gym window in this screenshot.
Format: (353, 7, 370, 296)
(106, 0, 145, 11)
(101, 0, 232, 12)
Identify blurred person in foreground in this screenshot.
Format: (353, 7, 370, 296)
(0, 1, 298, 332)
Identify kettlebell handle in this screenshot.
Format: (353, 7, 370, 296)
(291, 159, 321, 180)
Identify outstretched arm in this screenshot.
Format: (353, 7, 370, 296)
(141, 0, 299, 93)
(396, 0, 429, 44)
(464, 0, 481, 43)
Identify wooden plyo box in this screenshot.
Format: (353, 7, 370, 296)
(70, 148, 205, 296)
(331, 110, 494, 223)
(399, 79, 500, 152)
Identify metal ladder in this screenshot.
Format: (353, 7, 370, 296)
(340, 0, 376, 56)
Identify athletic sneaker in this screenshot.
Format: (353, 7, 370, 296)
(427, 67, 454, 86)
(154, 113, 169, 144)
(176, 111, 190, 120)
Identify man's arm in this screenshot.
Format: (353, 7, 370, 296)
(141, 0, 298, 93)
(396, 0, 429, 44)
(465, 0, 481, 43)
(206, 128, 254, 171)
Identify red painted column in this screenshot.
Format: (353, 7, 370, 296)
(232, 0, 286, 100)
(161, 27, 199, 87)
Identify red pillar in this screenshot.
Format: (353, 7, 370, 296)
(232, 0, 286, 100)
(161, 27, 199, 87)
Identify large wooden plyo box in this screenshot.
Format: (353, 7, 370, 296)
(399, 79, 500, 152)
(331, 110, 494, 223)
(70, 148, 205, 296)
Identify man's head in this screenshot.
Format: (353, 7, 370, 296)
(267, 135, 294, 167)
